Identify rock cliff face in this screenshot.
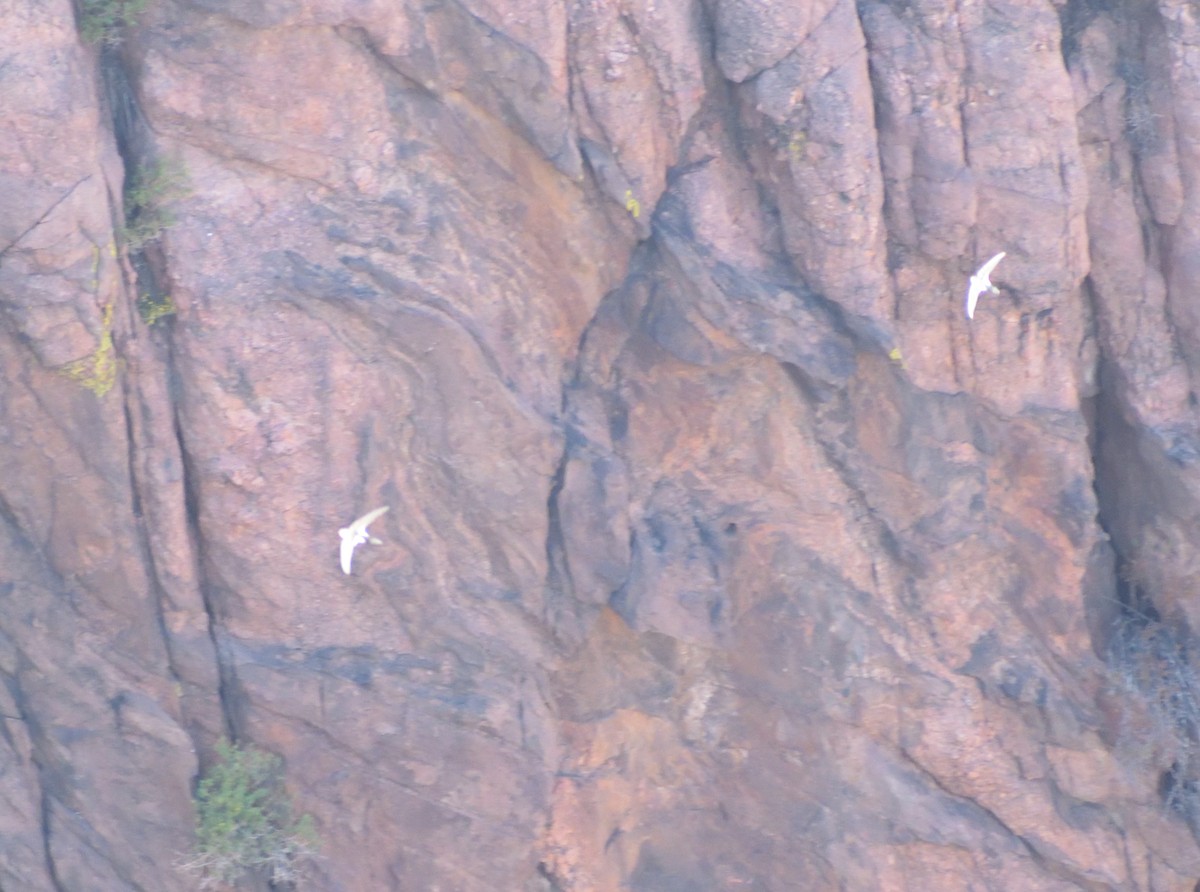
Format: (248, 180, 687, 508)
(5, 0, 1200, 888)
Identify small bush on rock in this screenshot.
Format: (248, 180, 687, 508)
(79, 0, 147, 45)
(122, 156, 190, 249)
(180, 740, 318, 890)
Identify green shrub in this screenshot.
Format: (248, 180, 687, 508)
(181, 740, 318, 890)
(79, 0, 148, 45)
(122, 156, 190, 250)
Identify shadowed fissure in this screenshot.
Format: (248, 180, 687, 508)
(98, 46, 238, 744)
(1087, 357, 1200, 836)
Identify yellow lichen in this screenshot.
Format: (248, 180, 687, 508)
(62, 302, 117, 396)
(624, 189, 641, 219)
(787, 132, 808, 162)
(139, 291, 176, 326)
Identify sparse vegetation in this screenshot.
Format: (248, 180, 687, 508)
(1106, 593, 1200, 829)
(121, 156, 190, 250)
(181, 740, 318, 890)
(78, 0, 148, 45)
(1123, 88, 1162, 154)
(62, 303, 117, 396)
(1116, 58, 1163, 154)
(137, 290, 175, 326)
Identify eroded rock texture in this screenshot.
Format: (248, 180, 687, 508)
(4, 0, 1200, 888)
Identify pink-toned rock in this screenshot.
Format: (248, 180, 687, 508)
(7, 0, 1200, 889)
(739, 0, 891, 324)
(713, 0, 838, 83)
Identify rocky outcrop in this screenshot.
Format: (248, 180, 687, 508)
(5, 0, 1200, 889)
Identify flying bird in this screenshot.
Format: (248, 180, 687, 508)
(965, 251, 1007, 319)
(339, 506, 389, 574)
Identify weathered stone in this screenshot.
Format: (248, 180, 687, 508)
(6, 0, 1200, 889)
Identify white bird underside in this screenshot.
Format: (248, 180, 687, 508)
(339, 506, 390, 574)
(966, 251, 1006, 319)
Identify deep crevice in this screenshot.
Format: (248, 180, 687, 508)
(38, 787, 66, 892)
(535, 859, 566, 892)
(543, 432, 574, 632)
(1088, 358, 1152, 630)
(10, 661, 69, 892)
(1088, 356, 1200, 841)
(99, 39, 237, 745)
(171, 391, 238, 743)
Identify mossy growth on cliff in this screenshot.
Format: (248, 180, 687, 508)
(121, 156, 190, 250)
(78, 0, 148, 45)
(61, 303, 117, 397)
(181, 740, 318, 890)
(137, 290, 175, 326)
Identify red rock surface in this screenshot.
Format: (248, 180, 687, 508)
(4, 0, 1200, 889)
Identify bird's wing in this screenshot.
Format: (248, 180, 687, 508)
(351, 505, 390, 534)
(340, 507, 389, 573)
(966, 280, 982, 319)
(978, 251, 1006, 279)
